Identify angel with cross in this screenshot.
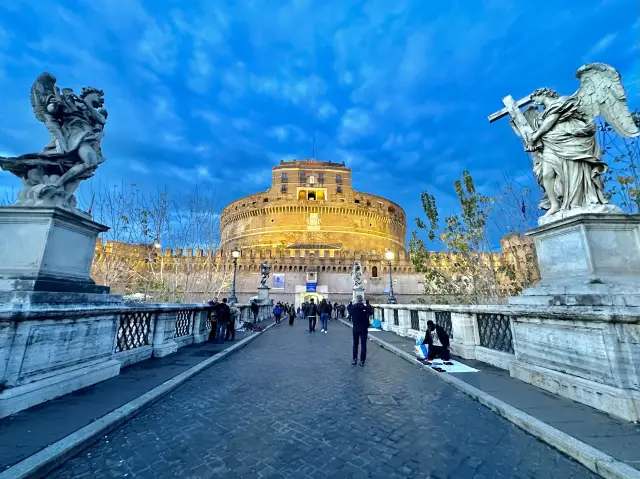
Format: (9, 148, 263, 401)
(489, 63, 639, 222)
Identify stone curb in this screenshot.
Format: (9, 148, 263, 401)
(1, 322, 277, 479)
(337, 319, 640, 479)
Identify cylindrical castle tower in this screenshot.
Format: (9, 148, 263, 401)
(219, 159, 407, 254)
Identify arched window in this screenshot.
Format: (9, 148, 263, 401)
(372, 266, 378, 278)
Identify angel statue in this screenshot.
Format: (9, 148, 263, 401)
(492, 63, 639, 225)
(259, 260, 270, 288)
(351, 261, 363, 289)
(0, 72, 108, 214)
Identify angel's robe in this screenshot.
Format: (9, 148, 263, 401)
(534, 96, 608, 210)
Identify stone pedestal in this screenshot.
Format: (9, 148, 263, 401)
(509, 213, 640, 307)
(352, 286, 365, 302)
(257, 286, 270, 301)
(0, 207, 121, 309)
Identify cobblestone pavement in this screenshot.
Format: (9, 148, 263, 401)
(50, 320, 597, 479)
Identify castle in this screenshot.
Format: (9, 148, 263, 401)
(93, 159, 540, 305)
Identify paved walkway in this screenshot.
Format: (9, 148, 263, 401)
(46, 320, 595, 478)
(368, 329, 640, 471)
(0, 330, 254, 472)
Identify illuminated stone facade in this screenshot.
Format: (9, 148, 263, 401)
(219, 159, 420, 305)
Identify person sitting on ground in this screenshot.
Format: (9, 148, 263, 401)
(422, 320, 450, 361)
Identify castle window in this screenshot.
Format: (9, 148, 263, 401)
(336, 186, 342, 193)
(281, 172, 288, 182)
(263, 198, 269, 202)
(372, 266, 378, 277)
(366, 201, 371, 206)
(271, 218, 275, 223)
(388, 206, 396, 214)
(354, 199, 360, 204)
(281, 184, 287, 193)
(336, 174, 342, 184)
(299, 171, 306, 182)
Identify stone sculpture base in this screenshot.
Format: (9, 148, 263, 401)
(352, 286, 365, 302)
(509, 213, 640, 307)
(0, 207, 120, 309)
(257, 286, 270, 301)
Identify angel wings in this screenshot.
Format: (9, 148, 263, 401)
(573, 63, 639, 138)
(30, 72, 68, 153)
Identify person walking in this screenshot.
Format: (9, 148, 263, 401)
(351, 295, 370, 366)
(319, 299, 330, 333)
(289, 303, 296, 325)
(273, 303, 283, 325)
(307, 298, 318, 333)
(207, 298, 219, 341)
(225, 302, 237, 342)
(250, 300, 259, 323)
(216, 298, 231, 344)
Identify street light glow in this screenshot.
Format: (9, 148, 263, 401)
(385, 250, 394, 261)
(232, 249, 240, 258)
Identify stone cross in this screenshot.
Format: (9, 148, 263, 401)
(488, 94, 535, 147)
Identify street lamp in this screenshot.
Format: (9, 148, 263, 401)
(385, 250, 397, 304)
(229, 248, 240, 304)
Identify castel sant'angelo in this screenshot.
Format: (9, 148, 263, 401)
(94, 158, 537, 305)
(219, 158, 423, 305)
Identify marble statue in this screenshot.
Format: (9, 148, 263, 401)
(259, 260, 270, 288)
(351, 261, 363, 289)
(0, 72, 108, 214)
(489, 63, 639, 225)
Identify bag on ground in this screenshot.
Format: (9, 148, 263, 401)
(372, 319, 381, 329)
(414, 344, 429, 359)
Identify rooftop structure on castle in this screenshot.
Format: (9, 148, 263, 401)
(219, 158, 407, 255)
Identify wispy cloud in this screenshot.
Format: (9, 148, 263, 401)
(0, 0, 637, 248)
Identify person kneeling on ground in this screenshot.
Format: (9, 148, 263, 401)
(423, 320, 450, 361)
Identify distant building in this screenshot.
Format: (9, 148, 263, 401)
(218, 158, 422, 305)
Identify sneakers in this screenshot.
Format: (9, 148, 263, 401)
(360, 361, 365, 367)
(352, 359, 357, 365)
(323, 330, 327, 334)
(321, 329, 325, 333)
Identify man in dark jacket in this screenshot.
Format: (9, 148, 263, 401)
(250, 300, 259, 323)
(216, 298, 231, 344)
(207, 298, 219, 341)
(225, 302, 237, 342)
(307, 298, 318, 332)
(351, 296, 370, 366)
(422, 320, 450, 361)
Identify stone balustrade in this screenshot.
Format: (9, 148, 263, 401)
(0, 301, 273, 419)
(372, 303, 640, 422)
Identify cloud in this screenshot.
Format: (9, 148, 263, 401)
(584, 33, 617, 60)
(338, 108, 374, 145)
(0, 0, 637, 250)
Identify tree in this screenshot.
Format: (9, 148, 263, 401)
(600, 110, 640, 213)
(88, 183, 230, 303)
(409, 170, 504, 304)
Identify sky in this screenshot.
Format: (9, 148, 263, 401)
(0, 0, 638, 250)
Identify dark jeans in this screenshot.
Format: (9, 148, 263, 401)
(308, 316, 317, 331)
(352, 331, 368, 362)
(216, 322, 228, 344)
(225, 321, 235, 341)
(275, 314, 281, 324)
(427, 345, 450, 361)
(252, 310, 259, 323)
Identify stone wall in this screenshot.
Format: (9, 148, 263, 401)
(372, 303, 640, 422)
(0, 301, 273, 418)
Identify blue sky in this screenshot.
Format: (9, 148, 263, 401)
(0, 0, 638, 249)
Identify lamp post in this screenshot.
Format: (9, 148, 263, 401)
(385, 250, 397, 304)
(229, 248, 240, 304)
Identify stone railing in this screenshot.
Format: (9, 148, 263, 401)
(372, 303, 640, 422)
(0, 301, 273, 419)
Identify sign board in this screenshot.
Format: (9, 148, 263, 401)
(272, 274, 285, 290)
(306, 282, 317, 292)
